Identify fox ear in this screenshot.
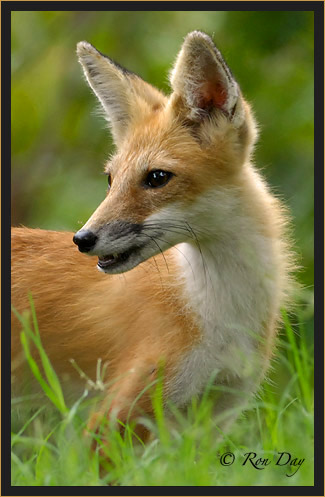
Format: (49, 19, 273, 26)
(77, 42, 165, 144)
(77, 42, 131, 143)
(170, 31, 244, 127)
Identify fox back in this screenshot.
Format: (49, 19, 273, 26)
(11, 32, 294, 441)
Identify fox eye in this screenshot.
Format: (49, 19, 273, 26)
(145, 170, 173, 188)
(107, 174, 112, 190)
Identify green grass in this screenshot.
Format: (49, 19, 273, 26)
(11, 298, 314, 486)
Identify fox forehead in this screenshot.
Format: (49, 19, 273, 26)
(89, 115, 213, 227)
(107, 112, 199, 170)
(105, 109, 228, 186)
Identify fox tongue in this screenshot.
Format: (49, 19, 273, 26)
(98, 253, 119, 266)
(101, 254, 117, 262)
(98, 245, 145, 270)
(98, 251, 130, 269)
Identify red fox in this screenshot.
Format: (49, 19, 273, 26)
(11, 31, 294, 442)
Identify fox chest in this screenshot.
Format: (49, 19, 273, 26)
(166, 244, 271, 407)
(166, 319, 254, 407)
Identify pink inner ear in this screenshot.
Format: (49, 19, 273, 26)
(198, 81, 228, 111)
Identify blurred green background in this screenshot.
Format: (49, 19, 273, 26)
(11, 10, 314, 294)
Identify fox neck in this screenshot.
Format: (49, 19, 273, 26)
(174, 187, 279, 376)
(169, 199, 278, 405)
(177, 233, 275, 331)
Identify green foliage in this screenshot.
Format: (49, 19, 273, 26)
(11, 305, 314, 486)
(12, 295, 68, 414)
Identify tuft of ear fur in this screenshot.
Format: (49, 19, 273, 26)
(77, 42, 166, 144)
(169, 31, 245, 128)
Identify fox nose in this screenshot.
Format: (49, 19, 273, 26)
(73, 229, 98, 253)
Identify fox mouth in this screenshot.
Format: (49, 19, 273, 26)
(97, 244, 147, 272)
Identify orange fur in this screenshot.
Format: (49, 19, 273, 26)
(12, 228, 199, 366)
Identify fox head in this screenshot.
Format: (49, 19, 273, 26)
(73, 31, 258, 273)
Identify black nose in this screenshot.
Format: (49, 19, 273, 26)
(73, 230, 98, 253)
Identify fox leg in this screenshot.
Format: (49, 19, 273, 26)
(86, 356, 162, 459)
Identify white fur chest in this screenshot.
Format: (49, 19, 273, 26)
(167, 229, 277, 407)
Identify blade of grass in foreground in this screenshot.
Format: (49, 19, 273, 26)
(282, 309, 313, 410)
(12, 294, 68, 415)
